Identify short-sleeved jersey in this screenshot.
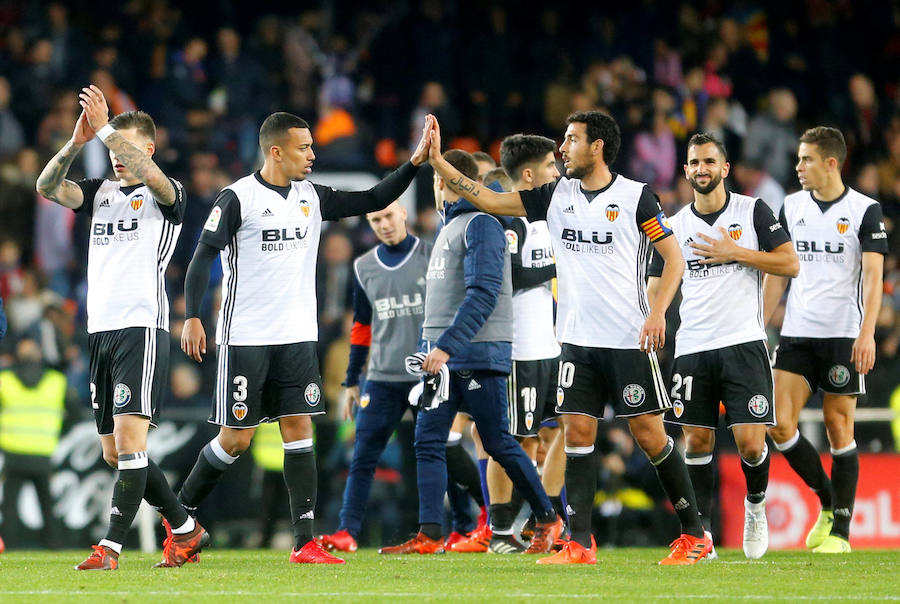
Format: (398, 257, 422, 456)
(76, 178, 185, 333)
(657, 192, 790, 357)
(200, 173, 333, 346)
(780, 187, 888, 338)
(504, 217, 561, 361)
(521, 174, 671, 349)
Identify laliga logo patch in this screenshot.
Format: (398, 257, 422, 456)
(360, 393, 370, 409)
(828, 365, 850, 387)
(748, 395, 769, 418)
(606, 204, 620, 222)
(130, 195, 144, 211)
(305, 383, 321, 406)
(623, 384, 646, 407)
(836, 217, 850, 235)
(673, 400, 684, 418)
(556, 387, 565, 407)
(113, 383, 131, 407)
(505, 230, 518, 254)
(525, 412, 534, 431)
(232, 402, 248, 420)
(299, 199, 310, 217)
(728, 223, 743, 240)
(204, 207, 222, 232)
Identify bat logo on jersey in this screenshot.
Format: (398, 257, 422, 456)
(605, 204, 620, 222)
(836, 217, 850, 234)
(232, 402, 248, 420)
(622, 384, 646, 407)
(305, 383, 321, 406)
(113, 383, 131, 407)
(130, 195, 144, 211)
(360, 393, 370, 409)
(747, 395, 769, 418)
(672, 400, 684, 418)
(728, 224, 743, 240)
(828, 365, 851, 388)
(299, 199, 311, 217)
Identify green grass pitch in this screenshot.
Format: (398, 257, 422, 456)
(1, 548, 899, 602)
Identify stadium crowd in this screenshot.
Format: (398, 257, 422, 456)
(2, 0, 900, 548)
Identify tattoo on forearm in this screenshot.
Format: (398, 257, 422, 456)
(447, 175, 481, 197)
(104, 132, 175, 204)
(36, 141, 82, 201)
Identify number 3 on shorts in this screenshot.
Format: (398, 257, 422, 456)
(233, 375, 248, 402)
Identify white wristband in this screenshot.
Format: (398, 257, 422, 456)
(96, 124, 116, 141)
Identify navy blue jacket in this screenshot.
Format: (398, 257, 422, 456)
(429, 198, 511, 374)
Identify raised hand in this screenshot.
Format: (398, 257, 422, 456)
(78, 85, 110, 132)
(410, 114, 434, 166)
(71, 110, 95, 145)
(428, 114, 443, 163)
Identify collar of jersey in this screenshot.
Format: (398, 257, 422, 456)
(579, 172, 618, 203)
(809, 186, 849, 212)
(690, 191, 732, 226)
(254, 171, 292, 199)
(119, 183, 142, 196)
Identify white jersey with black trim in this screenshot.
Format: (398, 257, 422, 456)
(506, 217, 561, 360)
(667, 193, 775, 357)
(781, 187, 888, 338)
(80, 178, 183, 333)
(533, 175, 669, 349)
(214, 174, 323, 346)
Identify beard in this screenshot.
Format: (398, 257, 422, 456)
(566, 162, 592, 180)
(689, 173, 722, 194)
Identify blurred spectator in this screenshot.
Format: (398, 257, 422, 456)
(168, 363, 205, 408)
(742, 88, 797, 187)
(0, 338, 66, 548)
(734, 158, 786, 217)
(410, 82, 460, 154)
(701, 96, 743, 164)
(317, 229, 355, 357)
(0, 149, 40, 260)
(91, 69, 136, 117)
(313, 76, 364, 169)
(0, 240, 25, 303)
(5, 270, 54, 336)
(33, 193, 74, 299)
(629, 111, 676, 192)
(878, 130, 900, 200)
(0, 77, 25, 161)
(843, 73, 888, 172)
(471, 152, 496, 183)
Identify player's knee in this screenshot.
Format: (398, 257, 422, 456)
(767, 422, 794, 444)
(737, 441, 766, 461)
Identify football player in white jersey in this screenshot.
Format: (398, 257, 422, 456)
(648, 133, 798, 559)
(178, 112, 434, 564)
(425, 111, 713, 565)
(764, 127, 887, 554)
(36, 86, 206, 569)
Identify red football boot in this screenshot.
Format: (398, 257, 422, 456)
(290, 540, 346, 564)
(153, 520, 209, 568)
(379, 532, 445, 554)
(659, 533, 714, 565)
(75, 545, 119, 570)
(316, 529, 358, 553)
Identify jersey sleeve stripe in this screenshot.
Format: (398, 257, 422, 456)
(640, 213, 673, 242)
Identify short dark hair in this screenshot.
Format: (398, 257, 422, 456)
(799, 126, 847, 166)
(109, 110, 156, 142)
(687, 132, 728, 161)
(471, 151, 496, 167)
(482, 167, 512, 192)
(566, 111, 621, 165)
(259, 112, 310, 152)
(443, 149, 479, 181)
(500, 134, 557, 179)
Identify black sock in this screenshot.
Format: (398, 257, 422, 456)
(445, 441, 485, 507)
(685, 451, 714, 525)
(179, 440, 236, 510)
(564, 449, 596, 548)
(830, 443, 858, 540)
(549, 495, 565, 520)
(509, 486, 525, 518)
(104, 451, 149, 546)
(651, 439, 703, 538)
(741, 445, 770, 504)
(284, 446, 316, 550)
(144, 460, 189, 529)
(420, 523, 442, 540)
(777, 432, 832, 509)
(489, 502, 516, 534)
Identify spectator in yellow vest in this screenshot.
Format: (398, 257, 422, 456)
(0, 338, 66, 548)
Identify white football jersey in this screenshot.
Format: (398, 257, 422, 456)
(202, 174, 323, 346)
(664, 193, 789, 357)
(780, 187, 888, 338)
(505, 217, 560, 360)
(77, 178, 184, 334)
(522, 174, 672, 349)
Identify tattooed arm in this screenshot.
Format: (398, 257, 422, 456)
(79, 85, 176, 205)
(35, 109, 99, 209)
